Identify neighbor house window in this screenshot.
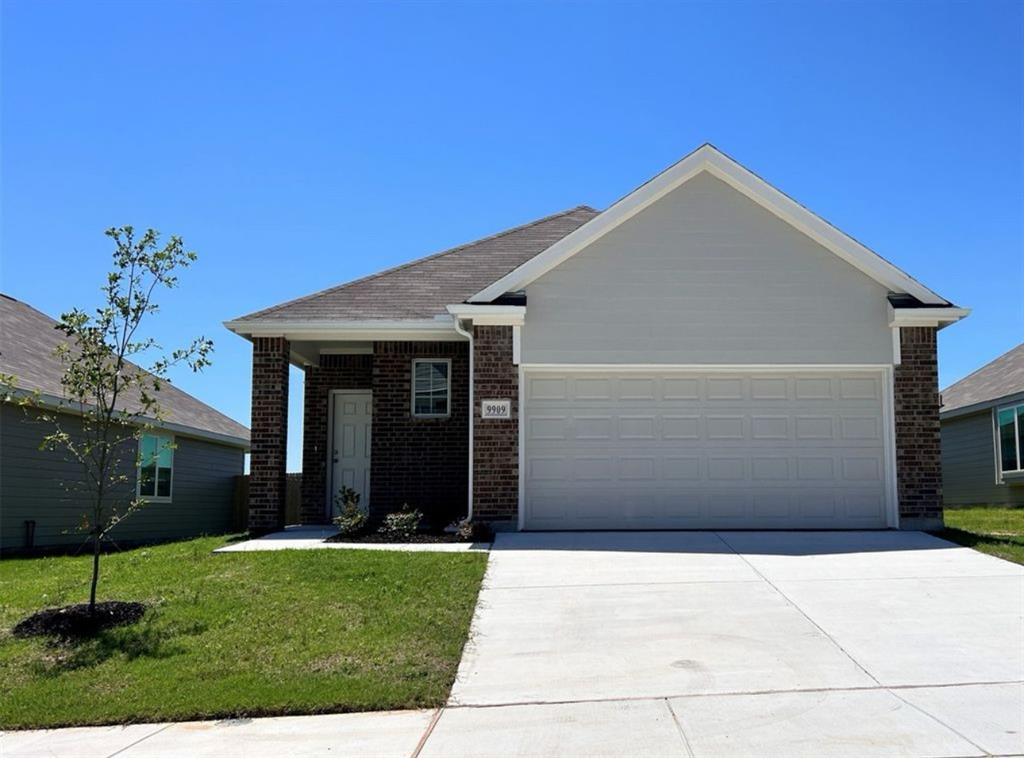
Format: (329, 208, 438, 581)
(138, 433, 174, 499)
(412, 359, 451, 417)
(997, 403, 1024, 475)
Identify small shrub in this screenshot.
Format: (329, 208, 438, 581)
(332, 487, 368, 536)
(456, 519, 494, 542)
(378, 506, 423, 541)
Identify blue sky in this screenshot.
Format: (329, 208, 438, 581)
(3, 1, 1021, 471)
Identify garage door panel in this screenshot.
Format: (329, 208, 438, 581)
(524, 369, 890, 529)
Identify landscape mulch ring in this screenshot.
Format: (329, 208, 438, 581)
(12, 601, 146, 640)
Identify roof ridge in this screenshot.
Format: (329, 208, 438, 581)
(233, 205, 599, 321)
(942, 342, 1024, 394)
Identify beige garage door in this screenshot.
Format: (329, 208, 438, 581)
(523, 369, 891, 530)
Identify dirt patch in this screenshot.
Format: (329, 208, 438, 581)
(13, 601, 146, 639)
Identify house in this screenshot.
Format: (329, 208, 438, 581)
(227, 144, 968, 533)
(0, 294, 250, 553)
(940, 343, 1024, 507)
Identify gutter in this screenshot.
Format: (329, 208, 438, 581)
(451, 315, 474, 523)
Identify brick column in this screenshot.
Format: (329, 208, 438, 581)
(473, 326, 519, 526)
(894, 326, 943, 530)
(249, 337, 289, 534)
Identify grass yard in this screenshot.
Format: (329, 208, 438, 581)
(941, 507, 1024, 565)
(0, 535, 488, 729)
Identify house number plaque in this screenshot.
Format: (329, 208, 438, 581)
(480, 399, 511, 419)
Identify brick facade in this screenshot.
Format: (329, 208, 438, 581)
(894, 326, 943, 528)
(472, 326, 519, 524)
(248, 337, 290, 534)
(369, 341, 469, 525)
(300, 353, 373, 523)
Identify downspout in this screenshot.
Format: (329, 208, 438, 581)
(452, 316, 474, 522)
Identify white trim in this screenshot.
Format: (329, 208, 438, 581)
(995, 401, 1024, 481)
(891, 327, 902, 366)
(512, 325, 521, 366)
(888, 306, 970, 328)
(137, 431, 175, 504)
(225, 318, 464, 343)
(452, 318, 474, 521)
(520, 363, 894, 372)
(517, 363, 899, 531)
(445, 304, 526, 326)
(992, 407, 1003, 486)
(517, 363, 525, 532)
(882, 366, 900, 527)
(471, 144, 951, 306)
(411, 358, 453, 418)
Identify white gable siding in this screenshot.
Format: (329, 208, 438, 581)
(521, 172, 894, 365)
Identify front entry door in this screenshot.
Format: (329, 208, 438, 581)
(330, 391, 372, 517)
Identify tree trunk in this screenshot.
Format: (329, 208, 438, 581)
(89, 531, 101, 614)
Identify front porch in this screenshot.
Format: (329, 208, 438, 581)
(246, 327, 520, 534)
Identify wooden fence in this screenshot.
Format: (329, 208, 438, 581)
(232, 473, 303, 531)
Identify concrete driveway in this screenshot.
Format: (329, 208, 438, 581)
(424, 531, 1024, 757)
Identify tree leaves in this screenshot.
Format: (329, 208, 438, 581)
(9, 226, 213, 609)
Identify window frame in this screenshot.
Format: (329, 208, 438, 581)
(410, 358, 452, 418)
(137, 432, 175, 502)
(995, 402, 1024, 480)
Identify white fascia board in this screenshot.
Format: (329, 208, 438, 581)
(888, 306, 971, 328)
(469, 144, 951, 306)
(4, 390, 251, 450)
(223, 318, 464, 342)
(445, 304, 526, 326)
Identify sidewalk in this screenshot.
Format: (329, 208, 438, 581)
(2, 709, 436, 758)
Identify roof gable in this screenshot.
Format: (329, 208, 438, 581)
(469, 144, 950, 305)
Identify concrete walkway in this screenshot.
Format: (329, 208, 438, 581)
(5, 531, 1023, 757)
(213, 525, 489, 553)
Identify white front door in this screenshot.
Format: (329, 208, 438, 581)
(330, 391, 372, 517)
(522, 369, 891, 530)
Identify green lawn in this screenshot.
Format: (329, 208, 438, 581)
(0, 536, 487, 729)
(941, 507, 1024, 565)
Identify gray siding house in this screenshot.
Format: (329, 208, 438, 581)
(941, 343, 1024, 507)
(1, 294, 250, 553)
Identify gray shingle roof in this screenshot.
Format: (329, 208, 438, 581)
(0, 294, 250, 445)
(232, 206, 599, 322)
(941, 343, 1024, 413)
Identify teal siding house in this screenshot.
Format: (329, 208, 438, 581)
(1, 294, 250, 553)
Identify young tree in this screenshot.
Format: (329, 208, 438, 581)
(15, 227, 212, 614)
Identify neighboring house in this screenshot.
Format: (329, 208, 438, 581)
(227, 144, 968, 533)
(940, 343, 1024, 507)
(1, 294, 250, 553)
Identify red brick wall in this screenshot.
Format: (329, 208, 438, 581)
(249, 337, 290, 534)
(300, 354, 373, 523)
(473, 326, 519, 523)
(895, 326, 943, 527)
(369, 341, 469, 526)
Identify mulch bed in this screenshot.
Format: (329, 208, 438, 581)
(325, 532, 471, 544)
(13, 601, 146, 639)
